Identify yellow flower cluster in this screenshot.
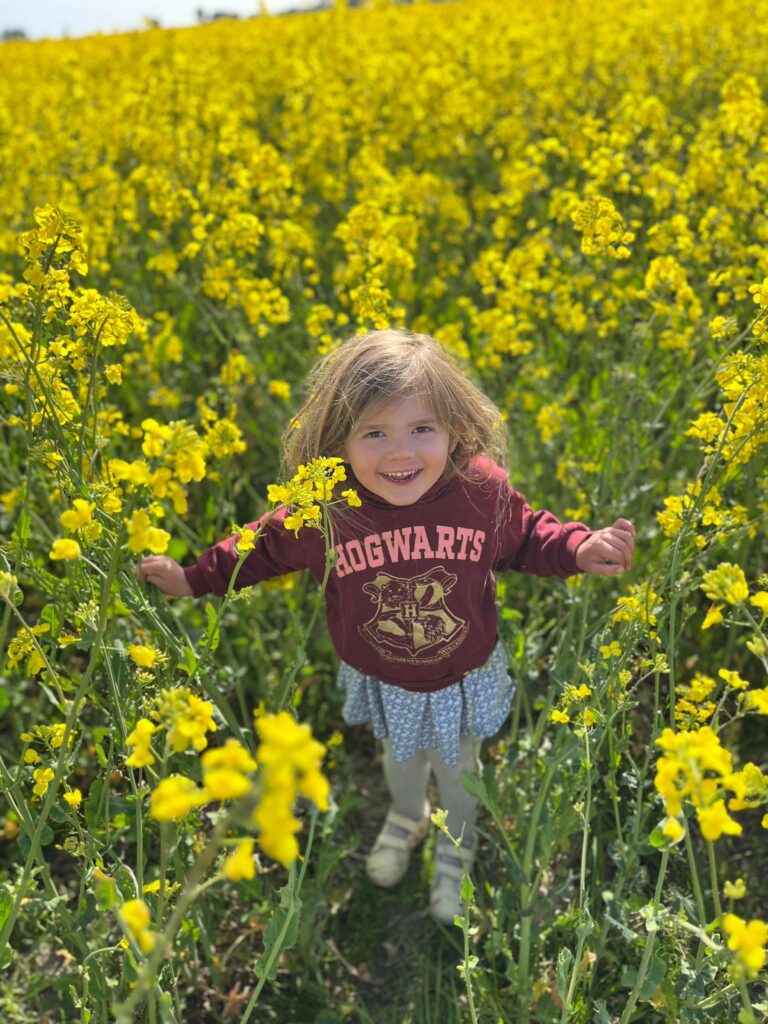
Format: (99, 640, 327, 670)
(7, 623, 50, 675)
(121, 683, 330, 869)
(153, 688, 217, 753)
(127, 644, 161, 668)
(125, 687, 217, 769)
(654, 727, 768, 842)
(267, 457, 360, 536)
(656, 483, 748, 545)
(253, 710, 330, 866)
(722, 914, 768, 977)
(549, 682, 596, 728)
(571, 195, 634, 260)
(118, 899, 155, 955)
(147, 739, 260, 822)
(610, 583, 661, 639)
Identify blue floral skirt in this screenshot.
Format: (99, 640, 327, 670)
(337, 640, 515, 766)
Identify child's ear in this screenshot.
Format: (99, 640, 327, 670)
(449, 421, 464, 455)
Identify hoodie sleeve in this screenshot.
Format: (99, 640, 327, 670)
(182, 507, 311, 597)
(494, 484, 592, 578)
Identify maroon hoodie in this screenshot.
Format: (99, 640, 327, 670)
(183, 457, 592, 692)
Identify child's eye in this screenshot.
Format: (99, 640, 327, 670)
(363, 430, 384, 439)
(413, 425, 433, 434)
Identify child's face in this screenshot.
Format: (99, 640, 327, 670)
(344, 395, 457, 506)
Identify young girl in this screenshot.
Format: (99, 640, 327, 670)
(137, 329, 635, 924)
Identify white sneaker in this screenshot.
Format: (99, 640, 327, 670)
(430, 839, 476, 924)
(365, 803, 431, 888)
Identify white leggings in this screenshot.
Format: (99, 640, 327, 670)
(382, 736, 481, 846)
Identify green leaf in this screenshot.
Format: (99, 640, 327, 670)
(648, 825, 667, 848)
(178, 646, 198, 676)
(458, 769, 498, 814)
(16, 507, 30, 543)
(16, 824, 54, 855)
(253, 879, 302, 982)
(0, 891, 12, 931)
(460, 872, 474, 902)
(202, 602, 220, 652)
(93, 743, 107, 768)
(606, 913, 638, 943)
(158, 991, 179, 1023)
(93, 874, 119, 912)
(481, 760, 500, 806)
(556, 946, 574, 1003)
(84, 779, 103, 832)
(638, 953, 667, 1001)
(0, 686, 9, 716)
(40, 604, 62, 638)
(594, 1000, 612, 1024)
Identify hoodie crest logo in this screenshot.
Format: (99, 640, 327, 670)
(360, 567, 468, 658)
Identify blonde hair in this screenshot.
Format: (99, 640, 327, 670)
(282, 329, 506, 480)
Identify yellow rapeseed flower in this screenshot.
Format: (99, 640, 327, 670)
(718, 668, 748, 690)
(268, 380, 291, 399)
(702, 605, 724, 630)
(223, 838, 256, 881)
(124, 510, 171, 555)
(59, 499, 95, 531)
(200, 737, 258, 801)
(746, 688, 768, 714)
(125, 718, 157, 768)
(232, 526, 256, 553)
(661, 817, 685, 843)
(724, 878, 746, 899)
(49, 538, 81, 560)
(149, 775, 207, 821)
(722, 914, 768, 976)
(154, 687, 217, 753)
(697, 799, 742, 841)
(32, 767, 55, 797)
(127, 644, 159, 668)
(118, 899, 155, 955)
(701, 563, 749, 605)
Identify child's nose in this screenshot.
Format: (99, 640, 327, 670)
(387, 435, 414, 458)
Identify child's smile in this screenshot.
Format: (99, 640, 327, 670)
(344, 395, 457, 506)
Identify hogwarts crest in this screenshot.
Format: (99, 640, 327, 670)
(360, 567, 468, 658)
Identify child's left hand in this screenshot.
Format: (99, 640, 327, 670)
(575, 519, 635, 576)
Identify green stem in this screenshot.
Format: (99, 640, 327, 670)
(736, 975, 757, 1023)
(618, 848, 670, 1024)
(684, 826, 708, 970)
(277, 498, 335, 712)
(238, 809, 317, 1024)
(707, 842, 723, 923)
(462, 896, 479, 1024)
(517, 756, 560, 1022)
(559, 731, 593, 1021)
(0, 535, 123, 960)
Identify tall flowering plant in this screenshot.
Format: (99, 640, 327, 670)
(0, 209, 342, 1022)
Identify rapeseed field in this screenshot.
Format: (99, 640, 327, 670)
(0, 0, 767, 1020)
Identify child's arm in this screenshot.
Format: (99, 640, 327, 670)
(497, 488, 594, 578)
(136, 508, 313, 598)
(574, 518, 635, 576)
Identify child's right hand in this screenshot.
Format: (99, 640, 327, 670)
(135, 556, 194, 597)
